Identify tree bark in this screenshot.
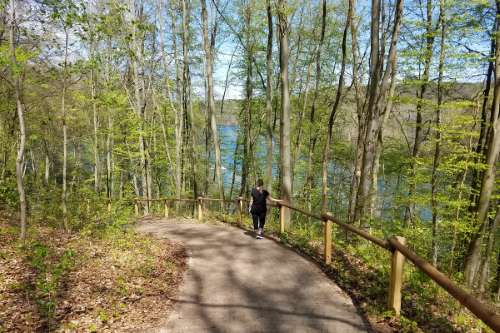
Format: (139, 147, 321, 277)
(170, 3, 184, 203)
(201, 0, 224, 201)
(61, 27, 69, 231)
(354, 0, 403, 227)
(278, 0, 292, 226)
(321, 0, 351, 212)
(130, 0, 150, 212)
(431, 0, 446, 267)
(265, 0, 273, 189)
(240, 3, 253, 197)
(305, 0, 327, 203)
(182, 0, 198, 200)
(404, 0, 436, 225)
(465, 1, 500, 287)
(348, 13, 364, 223)
(9, 0, 26, 240)
(479, 205, 499, 293)
(90, 37, 100, 195)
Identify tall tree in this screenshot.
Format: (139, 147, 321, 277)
(305, 0, 327, 205)
(201, 0, 224, 200)
(464, 0, 500, 287)
(278, 0, 292, 226)
(9, 0, 26, 240)
(430, 0, 446, 266)
(265, 0, 273, 189)
(404, 0, 438, 225)
(321, 0, 352, 212)
(353, 0, 404, 226)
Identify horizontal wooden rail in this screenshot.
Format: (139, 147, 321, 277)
(322, 213, 390, 250)
(388, 237, 500, 332)
(135, 197, 197, 202)
(133, 196, 499, 331)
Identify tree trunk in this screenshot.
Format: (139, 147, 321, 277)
(90, 38, 100, 194)
(321, 0, 351, 212)
(265, 0, 273, 189)
(278, 0, 292, 226)
(130, 0, 150, 212)
(106, 115, 113, 200)
(404, 0, 436, 226)
(240, 3, 253, 198)
(44, 153, 50, 185)
(348, 12, 364, 223)
(431, 0, 446, 267)
(469, 39, 495, 208)
(182, 0, 197, 201)
(465, 2, 500, 287)
(9, 0, 26, 240)
(479, 205, 499, 293)
(170, 3, 183, 203)
(201, 0, 224, 201)
(354, 0, 403, 227)
(305, 0, 327, 203)
(61, 27, 69, 231)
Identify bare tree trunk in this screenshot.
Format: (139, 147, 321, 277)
(90, 39, 100, 194)
(348, 13, 364, 223)
(469, 39, 495, 207)
(322, 0, 351, 212)
(170, 3, 183, 203)
(130, 0, 150, 213)
(265, 0, 273, 189)
(404, 0, 436, 225)
(479, 205, 499, 293)
(354, 0, 403, 227)
(464, 1, 500, 287)
(305, 0, 327, 204)
(240, 3, 253, 197)
(292, 56, 313, 185)
(278, 0, 292, 226)
(44, 153, 50, 185)
(61, 27, 69, 231)
(9, 0, 26, 240)
(201, 0, 224, 201)
(106, 115, 113, 200)
(465, 2, 500, 287)
(431, 0, 446, 267)
(182, 0, 197, 200)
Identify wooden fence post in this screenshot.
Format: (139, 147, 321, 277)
(279, 204, 285, 234)
(324, 213, 333, 265)
(388, 236, 406, 315)
(164, 200, 169, 218)
(134, 200, 139, 217)
(238, 197, 243, 225)
(198, 197, 203, 221)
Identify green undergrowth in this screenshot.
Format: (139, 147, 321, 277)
(0, 206, 186, 332)
(205, 209, 494, 333)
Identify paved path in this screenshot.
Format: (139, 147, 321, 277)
(137, 219, 369, 333)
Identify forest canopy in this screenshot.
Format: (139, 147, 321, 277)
(1, 0, 500, 331)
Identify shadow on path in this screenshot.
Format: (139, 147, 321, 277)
(137, 220, 369, 333)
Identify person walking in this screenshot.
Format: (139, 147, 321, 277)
(249, 179, 275, 239)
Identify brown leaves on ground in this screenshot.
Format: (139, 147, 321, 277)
(0, 223, 42, 332)
(0, 218, 186, 333)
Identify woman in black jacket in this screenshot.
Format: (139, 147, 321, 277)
(249, 179, 276, 239)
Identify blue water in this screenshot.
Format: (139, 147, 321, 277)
(216, 124, 432, 222)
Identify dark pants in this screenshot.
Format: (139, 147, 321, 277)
(252, 211, 266, 230)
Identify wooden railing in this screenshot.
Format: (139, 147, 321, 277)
(133, 196, 500, 332)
